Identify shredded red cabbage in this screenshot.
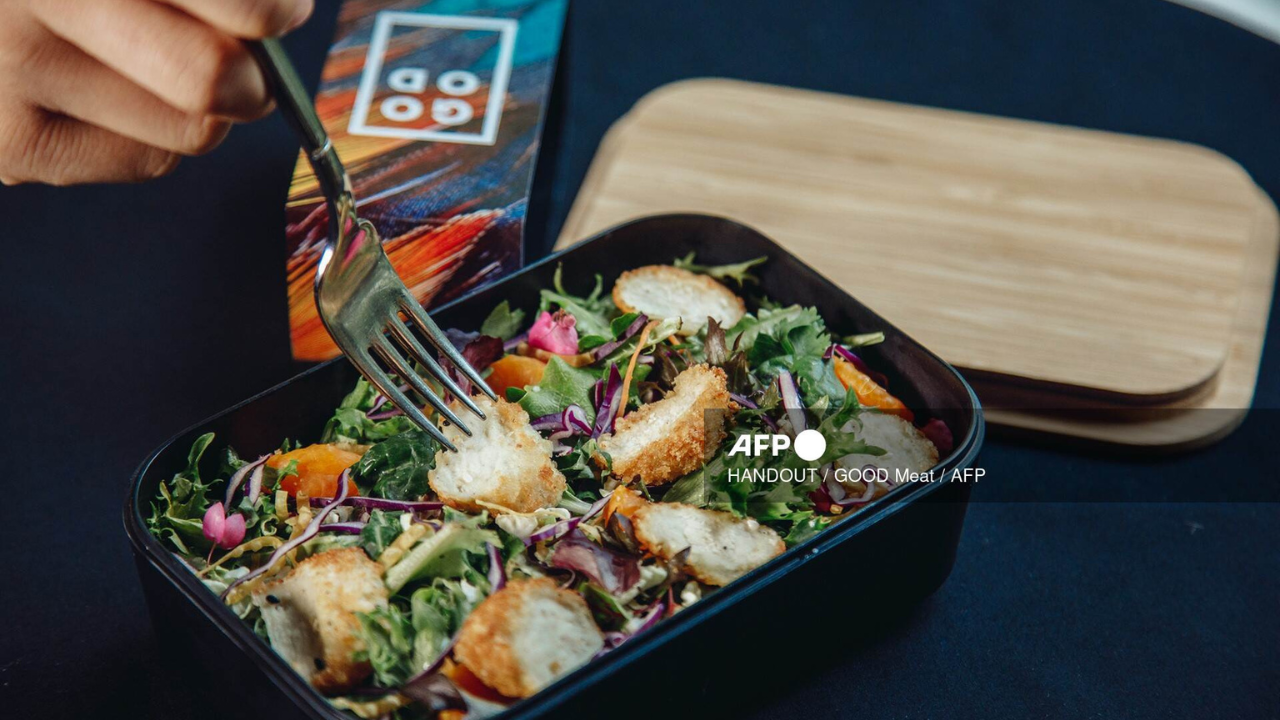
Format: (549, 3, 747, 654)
(776, 369, 806, 432)
(401, 635, 461, 699)
(525, 517, 582, 546)
(921, 418, 954, 455)
(594, 601, 666, 658)
(367, 407, 404, 422)
(549, 528, 641, 594)
(224, 455, 269, 508)
(601, 631, 628, 652)
(635, 600, 666, 633)
(523, 493, 610, 547)
(532, 404, 592, 455)
(220, 469, 353, 600)
(308, 496, 444, 512)
(826, 344, 890, 388)
(532, 405, 592, 435)
(591, 364, 624, 438)
(590, 314, 649, 361)
(401, 671, 465, 713)
(809, 469, 879, 513)
(444, 334, 504, 396)
(367, 384, 409, 420)
(486, 543, 506, 592)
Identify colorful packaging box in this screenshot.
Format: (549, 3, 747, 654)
(285, 0, 567, 360)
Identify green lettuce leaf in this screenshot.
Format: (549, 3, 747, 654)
(384, 521, 499, 593)
(359, 510, 405, 558)
(789, 356, 848, 408)
(147, 432, 217, 553)
(577, 582, 629, 631)
(844, 331, 886, 348)
(737, 304, 846, 406)
(353, 429, 436, 500)
(539, 264, 615, 337)
(355, 576, 482, 688)
(673, 252, 767, 285)
(518, 356, 598, 424)
(320, 379, 417, 444)
(409, 579, 478, 668)
(480, 300, 526, 341)
(726, 305, 824, 355)
(233, 491, 281, 542)
(782, 511, 831, 546)
(555, 437, 603, 487)
(355, 605, 417, 686)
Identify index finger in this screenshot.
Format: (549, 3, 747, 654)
(160, 0, 314, 39)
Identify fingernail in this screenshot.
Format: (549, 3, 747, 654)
(286, 0, 315, 33)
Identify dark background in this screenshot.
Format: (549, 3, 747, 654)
(2, 0, 1277, 717)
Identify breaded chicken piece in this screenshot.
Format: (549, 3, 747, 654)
(597, 365, 737, 486)
(612, 265, 746, 335)
(429, 396, 567, 514)
(453, 578, 604, 698)
(837, 411, 939, 476)
(253, 547, 388, 694)
(632, 502, 784, 586)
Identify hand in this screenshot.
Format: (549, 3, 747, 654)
(0, 0, 313, 185)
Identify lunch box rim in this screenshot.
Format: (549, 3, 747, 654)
(124, 212, 985, 720)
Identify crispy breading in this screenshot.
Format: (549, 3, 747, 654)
(612, 265, 746, 335)
(835, 411, 939, 504)
(429, 396, 567, 514)
(453, 578, 604, 698)
(597, 365, 737, 485)
(839, 411, 939, 472)
(253, 547, 388, 694)
(632, 502, 785, 586)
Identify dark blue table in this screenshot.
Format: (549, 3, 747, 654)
(1, 1, 1276, 717)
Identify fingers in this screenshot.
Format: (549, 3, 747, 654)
(0, 106, 178, 186)
(33, 0, 272, 121)
(24, 33, 231, 156)
(160, 0, 314, 39)
(1, 0, 312, 186)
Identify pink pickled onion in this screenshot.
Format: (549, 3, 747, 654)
(202, 502, 246, 549)
(528, 310, 580, 355)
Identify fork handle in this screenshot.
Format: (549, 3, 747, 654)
(245, 39, 353, 215)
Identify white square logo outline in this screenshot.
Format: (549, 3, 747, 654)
(347, 12, 519, 145)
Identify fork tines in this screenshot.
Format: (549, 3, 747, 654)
(358, 292, 497, 453)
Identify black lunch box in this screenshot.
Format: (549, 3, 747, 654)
(125, 214, 985, 720)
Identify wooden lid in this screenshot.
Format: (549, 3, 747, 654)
(557, 79, 1263, 406)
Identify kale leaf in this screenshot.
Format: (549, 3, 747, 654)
(353, 429, 437, 501)
(359, 510, 405, 558)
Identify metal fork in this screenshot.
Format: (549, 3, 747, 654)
(247, 39, 495, 451)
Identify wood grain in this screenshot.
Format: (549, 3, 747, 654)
(979, 189, 1277, 451)
(557, 79, 1261, 404)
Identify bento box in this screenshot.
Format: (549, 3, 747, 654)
(124, 214, 984, 720)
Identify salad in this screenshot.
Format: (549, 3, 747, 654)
(147, 254, 952, 719)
